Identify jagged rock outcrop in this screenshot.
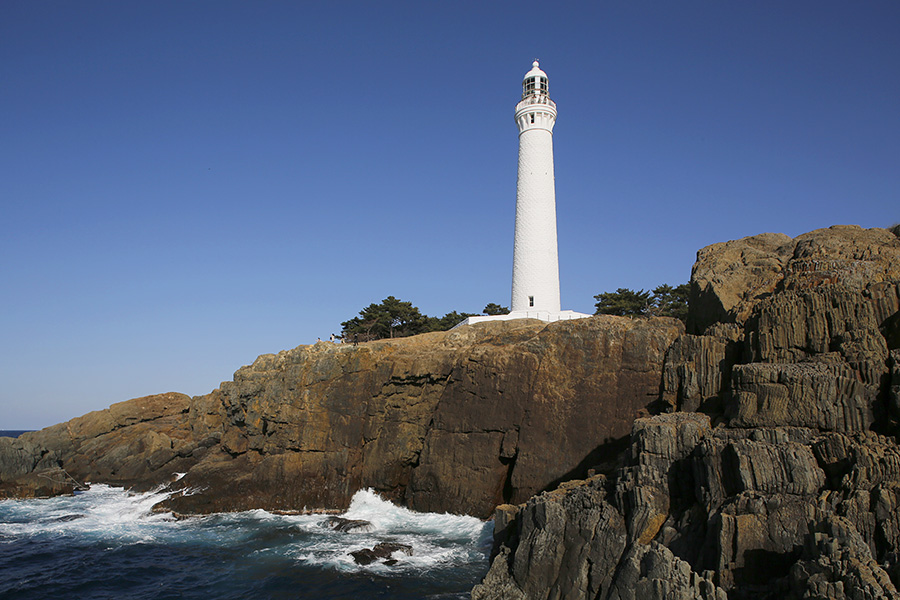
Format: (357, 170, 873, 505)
(473, 476, 628, 600)
(688, 225, 900, 335)
(727, 362, 876, 431)
(473, 225, 900, 600)
(0, 392, 198, 497)
(0, 316, 682, 518)
(4, 223, 899, 598)
(475, 417, 900, 599)
(661, 324, 742, 414)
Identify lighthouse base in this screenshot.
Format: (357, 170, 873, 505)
(455, 310, 592, 328)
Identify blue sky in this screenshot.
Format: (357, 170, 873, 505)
(2, 2, 898, 428)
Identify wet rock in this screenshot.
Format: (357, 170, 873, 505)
(373, 542, 412, 557)
(323, 516, 374, 533)
(44, 513, 86, 523)
(350, 542, 412, 565)
(0, 470, 77, 499)
(349, 548, 378, 565)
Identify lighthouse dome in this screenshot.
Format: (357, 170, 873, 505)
(523, 60, 547, 81)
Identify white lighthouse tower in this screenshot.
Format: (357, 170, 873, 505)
(511, 60, 561, 315)
(461, 61, 590, 326)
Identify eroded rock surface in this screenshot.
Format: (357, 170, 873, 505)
(0, 317, 682, 518)
(4, 223, 899, 598)
(688, 225, 900, 334)
(0, 392, 196, 498)
(473, 225, 900, 600)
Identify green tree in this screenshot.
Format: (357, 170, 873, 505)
(341, 298, 479, 341)
(341, 296, 429, 341)
(651, 283, 690, 322)
(483, 303, 510, 315)
(594, 288, 653, 317)
(593, 284, 690, 323)
(430, 311, 478, 331)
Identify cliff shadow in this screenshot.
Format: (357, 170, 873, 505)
(539, 435, 631, 494)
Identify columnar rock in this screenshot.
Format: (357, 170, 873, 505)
(661, 324, 742, 413)
(473, 224, 900, 600)
(688, 225, 900, 335)
(727, 362, 876, 431)
(474, 414, 900, 600)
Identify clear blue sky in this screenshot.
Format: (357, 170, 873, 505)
(2, 2, 898, 428)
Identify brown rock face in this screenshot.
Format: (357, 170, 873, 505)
(6, 223, 899, 598)
(689, 225, 900, 335)
(474, 225, 900, 600)
(0, 316, 682, 519)
(476, 417, 900, 600)
(0, 392, 195, 498)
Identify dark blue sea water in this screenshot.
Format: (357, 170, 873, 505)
(0, 485, 492, 599)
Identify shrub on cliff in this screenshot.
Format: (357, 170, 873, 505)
(424, 310, 478, 331)
(594, 284, 689, 322)
(341, 297, 477, 340)
(594, 288, 653, 317)
(341, 296, 430, 340)
(483, 303, 510, 315)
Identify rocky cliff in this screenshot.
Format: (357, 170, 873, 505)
(472, 225, 900, 600)
(0, 315, 682, 519)
(4, 224, 899, 599)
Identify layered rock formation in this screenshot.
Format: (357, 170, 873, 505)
(473, 225, 900, 599)
(3, 223, 899, 598)
(0, 316, 682, 518)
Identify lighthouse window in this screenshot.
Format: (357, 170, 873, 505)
(530, 114, 535, 124)
(529, 296, 534, 307)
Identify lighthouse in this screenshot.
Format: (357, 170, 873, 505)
(511, 60, 561, 314)
(459, 61, 590, 327)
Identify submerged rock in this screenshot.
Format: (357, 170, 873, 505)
(350, 542, 413, 565)
(323, 516, 374, 533)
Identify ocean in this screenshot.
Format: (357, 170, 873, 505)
(0, 484, 492, 599)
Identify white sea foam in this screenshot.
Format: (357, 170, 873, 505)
(286, 488, 492, 572)
(0, 484, 492, 575)
(0, 484, 177, 543)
